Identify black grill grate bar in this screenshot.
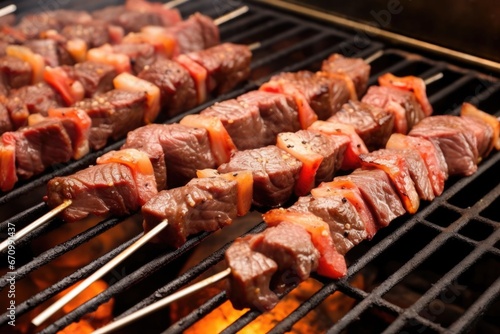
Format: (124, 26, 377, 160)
(448, 276, 500, 333)
(383, 226, 500, 334)
(367, 59, 414, 87)
(0, 202, 45, 232)
(0, 217, 122, 290)
(38, 230, 213, 334)
(222, 15, 287, 43)
(427, 74, 477, 108)
(0, 233, 141, 325)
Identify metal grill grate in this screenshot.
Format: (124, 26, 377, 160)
(0, 1, 499, 333)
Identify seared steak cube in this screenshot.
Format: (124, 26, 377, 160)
(218, 146, 302, 207)
(322, 53, 370, 96)
(0, 56, 32, 90)
(142, 177, 238, 248)
(225, 237, 279, 311)
(68, 61, 117, 97)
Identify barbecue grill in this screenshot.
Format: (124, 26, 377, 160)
(0, 1, 499, 333)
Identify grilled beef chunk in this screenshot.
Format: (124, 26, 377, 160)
(138, 58, 197, 117)
(123, 123, 217, 189)
(13, 119, 72, 179)
(169, 13, 219, 54)
(16, 10, 92, 39)
(225, 237, 279, 311)
(218, 146, 302, 207)
(24, 39, 71, 67)
(112, 43, 156, 74)
(201, 99, 266, 150)
(75, 89, 147, 150)
(290, 195, 367, 255)
(386, 134, 448, 196)
(66, 61, 117, 97)
(46, 163, 139, 222)
(362, 86, 424, 134)
(186, 43, 251, 95)
(335, 169, 406, 228)
(92, 5, 163, 33)
(461, 115, 494, 159)
(0, 56, 32, 89)
(249, 222, 319, 280)
(142, 177, 237, 248)
(62, 20, 111, 48)
(409, 115, 479, 176)
(268, 71, 351, 120)
(322, 53, 370, 96)
(5, 83, 62, 129)
(0, 104, 12, 134)
(328, 101, 394, 151)
(237, 91, 301, 145)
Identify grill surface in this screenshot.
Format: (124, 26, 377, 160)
(0, 1, 499, 333)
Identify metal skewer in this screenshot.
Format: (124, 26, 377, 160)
(93, 267, 231, 334)
(31, 219, 169, 327)
(0, 200, 71, 253)
(0, 4, 16, 18)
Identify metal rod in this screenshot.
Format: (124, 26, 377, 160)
(0, 200, 71, 253)
(0, 4, 16, 17)
(214, 6, 249, 26)
(31, 219, 169, 327)
(163, 0, 189, 9)
(93, 267, 232, 334)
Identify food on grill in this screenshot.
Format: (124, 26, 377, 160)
(0, 132, 17, 191)
(0, 54, 33, 90)
(461, 102, 500, 151)
(321, 53, 371, 96)
(46, 148, 156, 222)
(362, 85, 425, 134)
(328, 100, 394, 151)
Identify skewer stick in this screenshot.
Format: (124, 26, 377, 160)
(364, 50, 384, 64)
(423, 72, 444, 85)
(163, 0, 189, 9)
(0, 200, 71, 253)
(31, 219, 169, 327)
(92, 267, 231, 334)
(214, 6, 249, 26)
(0, 4, 16, 18)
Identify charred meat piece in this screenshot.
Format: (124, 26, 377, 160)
(5, 83, 62, 129)
(201, 99, 266, 150)
(123, 123, 217, 189)
(142, 177, 238, 248)
(322, 53, 370, 96)
(225, 237, 279, 311)
(0, 56, 32, 90)
(290, 195, 368, 255)
(92, 6, 161, 34)
(61, 20, 111, 49)
(24, 39, 72, 67)
(186, 43, 251, 95)
(335, 169, 406, 228)
(66, 61, 117, 98)
(138, 58, 197, 117)
(0, 104, 12, 134)
(249, 222, 319, 281)
(46, 163, 139, 222)
(168, 13, 219, 55)
(461, 115, 494, 159)
(13, 119, 72, 179)
(267, 71, 351, 120)
(362, 85, 424, 134)
(328, 100, 394, 151)
(112, 43, 156, 74)
(237, 91, 301, 145)
(218, 146, 302, 207)
(386, 134, 448, 197)
(16, 10, 92, 39)
(409, 115, 479, 176)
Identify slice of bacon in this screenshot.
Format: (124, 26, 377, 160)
(175, 54, 208, 104)
(312, 180, 378, 239)
(96, 148, 157, 205)
(0, 133, 17, 192)
(260, 80, 318, 129)
(180, 114, 237, 166)
(48, 108, 92, 160)
(43, 67, 85, 106)
(378, 73, 433, 117)
(263, 208, 347, 279)
(309, 121, 368, 170)
(113, 72, 161, 124)
(6, 45, 45, 84)
(87, 44, 132, 74)
(276, 132, 324, 196)
(461, 102, 500, 153)
(197, 169, 253, 216)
